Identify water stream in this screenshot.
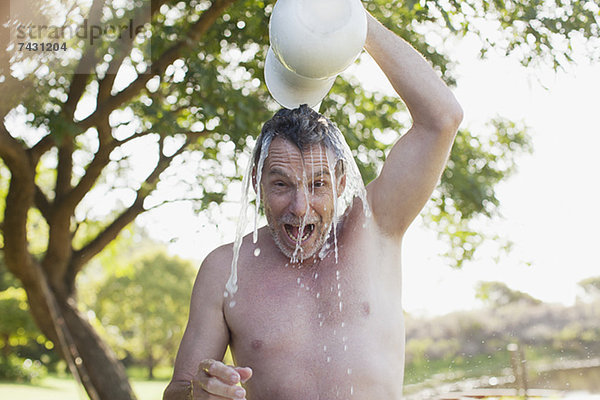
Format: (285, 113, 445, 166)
(224, 125, 371, 305)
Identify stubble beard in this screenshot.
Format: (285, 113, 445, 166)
(267, 216, 333, 263)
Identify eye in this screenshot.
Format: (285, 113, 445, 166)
(274, 180, 286, 187)
(312, 180, 326, 188)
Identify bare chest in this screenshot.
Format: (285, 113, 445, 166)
(223, 237, 405, 399)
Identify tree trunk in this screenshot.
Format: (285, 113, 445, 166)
(24, 279, 137, 400)
(147, 352, 155, 381)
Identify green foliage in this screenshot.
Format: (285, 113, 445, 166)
(0, 355, 47, 383)
(579, 276, 600, 298)
(476, 280, 542, 307)
(424, 118, 533, 266)
(0, 261, 54, 381)
(4, 0, 595, 278)
(0, 287, 39, 349)
(84, 250, 196, 379)
(404, 289, 600, 386)
(1, 2, 599, 395)
(424, 0, 600, 70)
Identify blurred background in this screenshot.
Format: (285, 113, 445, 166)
(1, 0, 599, 399)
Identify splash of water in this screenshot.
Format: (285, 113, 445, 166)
(325, 150, 339, 263)
(253, 134, 273, 243)
(225, 152, 254, 297)
(225, 122, 371, 298)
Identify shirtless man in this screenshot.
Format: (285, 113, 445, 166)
(164, 11, 463, 400)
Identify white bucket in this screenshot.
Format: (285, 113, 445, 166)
(265, 0, 367, 109)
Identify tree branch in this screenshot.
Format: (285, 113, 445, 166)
(77, 0, 238, 131)
(60, 118, 115, 214)
(29, 135, 55, 166)
(0, 123, 38, 287)
(34, 185, 53, 221)
(0, 122, 29, 172)
(97, 0, 170, 101)
(143, 196, 208, 212)
(55, 135, 74, 200)
(69, 136, 192, 275)
(63, 0, 106, 118)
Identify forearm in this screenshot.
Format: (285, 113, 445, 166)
(163, 379, 192, 400)
(364, 12, 462, 133)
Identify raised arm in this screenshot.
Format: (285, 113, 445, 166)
(364, 12, 463, 237)
(164, 246, 251, 400)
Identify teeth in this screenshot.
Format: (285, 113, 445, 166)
(285, 224, 314, 242)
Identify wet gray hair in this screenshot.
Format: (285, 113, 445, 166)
(254, 105, 345, 172)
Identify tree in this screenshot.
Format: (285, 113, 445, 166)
(0, 0, 598, 399)
(578, 276, 600, 298)
(0, 272, 40, 362)
(475, 280, 542, 308)
(88, 251, 195, 380)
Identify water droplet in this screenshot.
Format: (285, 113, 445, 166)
(326, 356, 332, 363)
(347, 368, 352, 375)
(254, 247, 261, 256)
(344, 345, 348, 351)
(350, 385, 354, 395)
(316, 292, 321, 299)
(341, 322, 345, 328)
(339, 302, 343, 312)
(325, 150, 339, 263)
(229, 300, 236, 308)
(323, 345, 327, 352)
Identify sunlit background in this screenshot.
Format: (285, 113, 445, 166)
(2, 1, 600, 398)
(136, 31, 600, 317)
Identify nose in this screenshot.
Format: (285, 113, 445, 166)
(289, 187, 310, 218)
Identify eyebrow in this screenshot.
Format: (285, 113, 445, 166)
(267, 167, 330, 179)
(268, 168, 291, 179)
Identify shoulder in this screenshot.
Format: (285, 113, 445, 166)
(201, 242, 234, 270)
(190, 243, 234, 304)
(196, 230, 259, 283)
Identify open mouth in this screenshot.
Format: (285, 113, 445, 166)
(284, 223, 315, 243)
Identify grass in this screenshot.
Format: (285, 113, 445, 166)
(0, 374, 170, 400)
(404, 352, 512, 385)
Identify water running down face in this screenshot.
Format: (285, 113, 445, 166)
(260, 137, 345, 262)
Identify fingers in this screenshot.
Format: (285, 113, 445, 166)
(199, 359, 241, 385)
(234, 367, 253, 383)
(194, 359, 250, 400)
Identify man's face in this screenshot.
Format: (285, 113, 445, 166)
(260, 137, 344, 261)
